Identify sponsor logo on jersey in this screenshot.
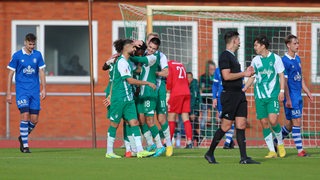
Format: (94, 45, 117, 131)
(23, 65, 35, 74)
(294, 74, 302, 81)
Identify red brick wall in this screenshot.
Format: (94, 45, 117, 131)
(0, 1, 319, 140)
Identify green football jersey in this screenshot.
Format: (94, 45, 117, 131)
(104, 63, 114, 98)
(138, 52, 160, 98)
(251, 52, 284, 99)
(110, 55, 134, 103)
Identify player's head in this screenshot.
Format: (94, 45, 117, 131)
(254, 35, 269, 55)
(187, 72, 193, 84)
(224, 31, 240, 50)
(205, 60, 216, 76)
(147, 37, 161, 55)
(113, 39, 135, 56)
(146, 32, 159, 44)
(135, 40, 147, 56)
(24, 33, 37, 52)
(284, 34, 299, 53)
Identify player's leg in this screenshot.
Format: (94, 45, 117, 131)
(268, 98, 286, 158)
(105, 102, 122, 158)
(137, 99, 155, 150)
(125, 102, 155, 158)
(221, 96, 235, 149)
(292, 100, 308, 156)
(16, 95, 31, 153)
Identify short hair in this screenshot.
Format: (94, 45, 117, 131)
(284, 34, 298, 45)
(224, 31, 239, 44)
(187, 72, 193, 76)
(149, 37, 161, 46)
(254, 35, 270, 49)
(146, 32, 159, 40)
(206, 60, 216, 67)
(25, 33, 37, 42)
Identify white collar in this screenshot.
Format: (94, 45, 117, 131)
(22, 47, 33, 55)
(285, 53, 296, 60)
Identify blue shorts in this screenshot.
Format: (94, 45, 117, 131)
(16, 92, 41, 114)
(283, 97, 303, 120)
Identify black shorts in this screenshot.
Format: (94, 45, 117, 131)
(220, 91, 247, 120)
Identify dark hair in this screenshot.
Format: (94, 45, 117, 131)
(254, 35, 270, 49)
(136, 41, 147, 53)
(187, 72, 193, 76)
(149, 37, 161, 46)
(284, 34, 297, 45)
(224, 31, 239, 44)
(25, 33, 37, 42)
(113, 39, 133, 53)
(102, 63, 111, 71)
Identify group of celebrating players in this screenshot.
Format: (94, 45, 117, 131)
(103, 31, 312, 163)
(103, 33, 193, 158)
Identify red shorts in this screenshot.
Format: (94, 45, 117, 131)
(168, 95, 191, 114)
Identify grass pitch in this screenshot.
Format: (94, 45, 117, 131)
(1, 148, 319, 180)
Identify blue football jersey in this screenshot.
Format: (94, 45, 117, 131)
(282, 53, 302, 94)
(212, 67, 223, 99)
(7, 48, 46, 94)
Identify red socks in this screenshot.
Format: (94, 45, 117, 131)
(184, 120, 193, 141)
(169, 121, 176, 139)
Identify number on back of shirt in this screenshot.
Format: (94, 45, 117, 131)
(176, 66, 186, 79)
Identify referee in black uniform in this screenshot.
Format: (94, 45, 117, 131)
(204, 31, 260, 164)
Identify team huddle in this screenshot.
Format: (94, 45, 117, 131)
(102, 33, 193, 158)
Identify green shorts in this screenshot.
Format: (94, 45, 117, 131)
(108, 100, 137, 124)
(137, 97, 157, 117)
(255, 97, 280, 120)
(156, 83, 167, 114)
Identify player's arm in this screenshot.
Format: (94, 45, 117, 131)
(39, 67, 47, 100)
(126, 77, 156, 90)
(302, 77, 313, 102)
(166, 65, 172, 92)
(130, 55, 156, 66)
(6, 69, 14, 104)
(242, 76, 255, 92)
(221, 66, 254, 81)
(284, 76, 292, 108)
(156, 52, 168, 77)
(278, 72, 285, 102)
(212, 77, 219, 108)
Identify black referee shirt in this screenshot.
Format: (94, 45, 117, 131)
(218, 50, 243, 91)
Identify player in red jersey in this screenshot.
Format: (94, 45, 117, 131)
(167, 60, 193, 148)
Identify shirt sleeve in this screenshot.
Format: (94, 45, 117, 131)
(275, 54, 285, 74)
(281, 57, 288, 78)
(38, 52, 46, 69)
(218, 52, 230, 70)
(160, 52, 168, 69)
(7, 53, 18, 71)
(118, 59, 131, 79)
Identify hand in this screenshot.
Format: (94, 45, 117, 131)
(212, 99, 217, 108)
(278, 92, 284, 102)
(103, 96, 111, 107)
(6, 93, 12, 104)
(307, 92, 313, 102)
(242, 86, 248, 92)
(285, 98, 292, 108)
(244, 66, 254, 77)
(147, 82, 156, 90)
(133, 40, 143, 48)
(40, 89, 46, 100)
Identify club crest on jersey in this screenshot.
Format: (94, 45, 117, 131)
(269, 61, 273, 66)
(33, 58, 37, 63)
(21, 59, 24, 63)
(23, 65, 35, 74)
(292, 65, 295, 68)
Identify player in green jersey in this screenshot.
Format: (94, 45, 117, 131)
(105, 39, 156, 158)
(243, 35, 286, 159)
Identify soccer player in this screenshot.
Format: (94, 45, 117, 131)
(243, 35, 286, 158)
(212, 67, 235, 149)
(146, 33, 173, 156)
(167, 60, 193, 149)
(131, 38, 166, 157)
(7, 33, 46, 153)
(105, 39, 156, 158)
(204, 31, 260, 164)
(280, 34, 313, 157)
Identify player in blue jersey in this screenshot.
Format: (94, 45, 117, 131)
(212, 67, 235, 149)
(7, 33, 46, 153)
(280, 34, 313, 157)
